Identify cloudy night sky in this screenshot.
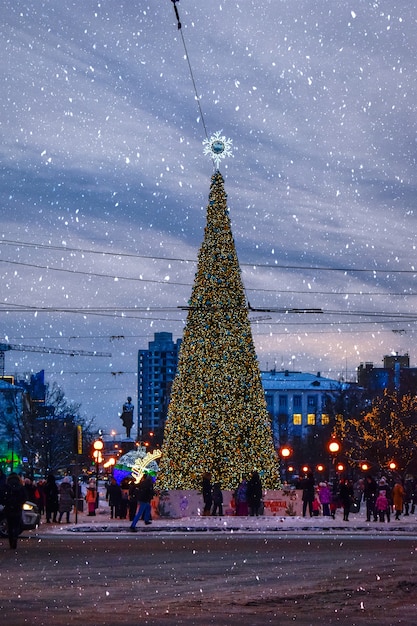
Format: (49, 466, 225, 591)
(1, 0, 416, 432)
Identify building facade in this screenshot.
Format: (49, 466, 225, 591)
(261, 369, 344, 446)
(357, 353, 417, 396)
(138, 332, 181, 445)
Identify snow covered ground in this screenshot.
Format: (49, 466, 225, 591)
(42, 492, 417, 536)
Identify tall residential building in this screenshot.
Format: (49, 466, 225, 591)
(138, 332, 181, 445)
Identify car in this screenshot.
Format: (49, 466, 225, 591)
(0, 501, 41, 537)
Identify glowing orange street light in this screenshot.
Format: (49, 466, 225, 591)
(328, 439, 341, 481)
(302, 465, 309, 474)
(280, 446, 291, 459)
(328, 440, 340, 455)
(361, 462, 370, 472)
(93, 439, 104, 496)
(103, 457, 116, 469)
(279, 446, 292, 482)
(317, 464, 325, 473)
(388, 461, 397, 471)
(336, 463, 345, 473)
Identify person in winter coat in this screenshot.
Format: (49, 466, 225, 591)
(24, 478, 37, 503)
(312, 492, 322, 516)
(246, 471, 263, 516)
(318, 482, 332, 516)
(58, 476, 75, 523)
(234, 478, 249, 516)
(202, 472, 213, 516)
(85, 480, 97, 516)
(108, 478, 122, 519)
(404, 476, 415, 516)
(392, 479, 405, 520)
(128, 480, 140, 521)
(34, 480, 45, 516)
(339, 478, 354, 521)
(363, 475, 378, 522)
(44, 474, 59, 523)
(211, 482, 223, 516)
(3, 473, 27, 549)
(301, 472, 315, 517)
(129, 474, 155, 530)
(375, 490, 390, 522)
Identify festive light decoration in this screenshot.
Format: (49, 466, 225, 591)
(131, 449, 162, 484)
(203, 130, 233, 169)
(113, 447, 161, 485)
(158, 171, 280, 490)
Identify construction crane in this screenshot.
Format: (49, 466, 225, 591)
(0, 342, 112, 378)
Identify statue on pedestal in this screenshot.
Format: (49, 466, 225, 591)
(120, 397, 134, 438)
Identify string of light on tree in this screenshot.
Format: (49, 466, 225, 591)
(158, 170, 280, 490)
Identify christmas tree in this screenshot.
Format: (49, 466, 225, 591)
(158, 170, 280, 490)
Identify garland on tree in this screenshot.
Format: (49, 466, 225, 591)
(157, 171, 280, 490)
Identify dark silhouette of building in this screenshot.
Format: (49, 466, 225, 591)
(357, 353, 417, 396)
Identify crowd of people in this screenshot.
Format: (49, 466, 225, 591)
(0, 469, 90, 548)
(298, 472, 417, 522)
(2, 466, 416, 547)
(102, 474, 155, 529)
(201, 471, 264, 517)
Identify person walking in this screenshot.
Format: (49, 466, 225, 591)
(318, 482, 332, 517)
(129, 474, 155, 530)
(363, 475, 378, 522)
(85, 480, 97, 516)
(375, 489, 390, 522)
(128, 480, 140, 521)
(339, 478, 354, 521)
(404, 476, 414, 516)
(58, 476, 75, 523)
(44, 473, 59, 523)
(108, 477, 122, 519)
(211, 482, 223, 516)
(234, 477, 249, 516)
(247, 470, 263, 516)
(202, 472, 213, 516)
(377, 477, 392, 521)
(2, 473, 27, 549)
(301, 472, 315, 517)
(392, 479, 405, 521)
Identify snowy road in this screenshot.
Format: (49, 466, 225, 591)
(1, 533, 416, 625)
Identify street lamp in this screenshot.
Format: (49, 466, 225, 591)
(279, 446, 292, 483)
(93, 439, 103, 504)
(327, 439, 341, 482)
(103, 457, 116, 474)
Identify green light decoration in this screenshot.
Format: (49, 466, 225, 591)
(158, 170, 280, 490)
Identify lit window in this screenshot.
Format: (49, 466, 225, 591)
(321, 413, 330, 425)
(307, 413, 316, 425)
(293, 413, 302, 425)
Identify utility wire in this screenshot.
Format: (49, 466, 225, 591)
(1, 238, 416, 275)
(170, 0, 209, 141)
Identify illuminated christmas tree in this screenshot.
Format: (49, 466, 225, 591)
(158, 161, 280, 490)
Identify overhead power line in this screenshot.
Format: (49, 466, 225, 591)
(1, 238, 416, 274)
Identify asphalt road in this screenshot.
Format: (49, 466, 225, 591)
(1, 532, 417, 625)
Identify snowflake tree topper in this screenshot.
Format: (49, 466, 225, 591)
(203, 130, 233, 169)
